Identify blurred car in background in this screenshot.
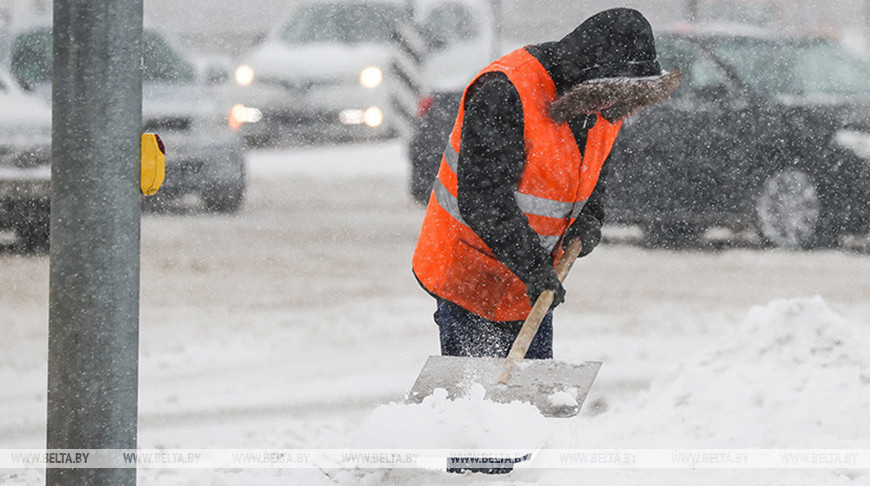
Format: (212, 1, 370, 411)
(8, 25, 247, 216)
(607, 29, 870, 249)
(227, 0, 410, 146)
(0, 67, 51, 252)
(407, 0, 497, 203)
(408, 28, 870, 249)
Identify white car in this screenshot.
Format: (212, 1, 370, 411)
(228, 0, 409, 145)
(0, 67, 51, 252)
(413, 0, 498, 93)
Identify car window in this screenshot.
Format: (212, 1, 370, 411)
(711, 37, 870, 99)
(281, 3, 407, 45)
(10, 30, 53, 87)
(656, 38, 732, 101)
(422, 2, 479, 48)
(142, 31, 196, 83)
(10, 28, 197, 86)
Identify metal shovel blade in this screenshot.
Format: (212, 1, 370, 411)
(407, 356, 601, 418)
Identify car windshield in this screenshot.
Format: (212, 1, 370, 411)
(142, 31, 197, 83)
(422, 3, 479, 48)
(10, 30, 52, 88)
(9, 28, 196, 86)
(281, 3, 406, 45)
(711, 37, 870, 99)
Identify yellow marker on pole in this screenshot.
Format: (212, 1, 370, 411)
(140, 133, 165, 196)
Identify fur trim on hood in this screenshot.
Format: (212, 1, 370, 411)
(548, 69, 682, 124)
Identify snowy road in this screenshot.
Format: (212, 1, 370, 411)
(1, 140, 870, 485)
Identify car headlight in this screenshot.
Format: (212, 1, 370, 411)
(834, 129, 870, 159)
(363, 106, 384, 127)
(338, 106, 384, 127)
(359, 66, 383, 89)
(235, 64, 255, 87)
(228, 104, 263, 130)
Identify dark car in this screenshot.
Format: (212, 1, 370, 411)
(408, 29, 870, 249)
(9, 25, 247, 215)
(0, 67, 51, 252)
(408, 91, 461, 203)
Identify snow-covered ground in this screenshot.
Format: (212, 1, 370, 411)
(1, 140, 870, 485)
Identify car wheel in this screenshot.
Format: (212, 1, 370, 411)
(142, 192, 173, 213)
(755, 169, 830, 249)
(203, 184, 245, 213)
(15, 220, 50, 254)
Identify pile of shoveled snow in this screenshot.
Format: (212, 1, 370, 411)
(345, 297, 870, 484)
(597, 296, 870, 449)
(353, 384, 549, 450)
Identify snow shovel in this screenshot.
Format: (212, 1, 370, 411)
(407, 238, 601, 418)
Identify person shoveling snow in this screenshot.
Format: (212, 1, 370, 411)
(409, 7, 679, 473)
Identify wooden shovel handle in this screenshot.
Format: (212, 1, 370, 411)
(498, 238, 583, 384)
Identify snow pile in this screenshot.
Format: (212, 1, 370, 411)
(346, 297, 870, 484)
(611, 296, 870, 448)
(352, 384, 550, 450)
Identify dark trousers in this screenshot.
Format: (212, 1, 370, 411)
(435, 298, 553, 359)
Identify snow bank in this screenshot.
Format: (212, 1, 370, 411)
(347, 297, 870, 483)
(614, 296, 870, 448)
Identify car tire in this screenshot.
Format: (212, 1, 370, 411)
(142, 192, 172, 213)
(203, 184, 245, 213)
(755, 169, 833, 249)
(15, 220, 50, 254)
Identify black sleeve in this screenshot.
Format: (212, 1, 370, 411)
(579, 157, 608, 223)
(567, 114, 607, 223)
(456, 72, 553, 285)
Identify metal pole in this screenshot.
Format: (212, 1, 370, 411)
(48, 1, 143, 485)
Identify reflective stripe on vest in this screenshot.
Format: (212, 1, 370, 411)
(439, 144, 587, 252)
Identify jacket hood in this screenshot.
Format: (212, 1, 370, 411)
(540, 8, 662, 93)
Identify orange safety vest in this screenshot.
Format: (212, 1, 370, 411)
(412, 47, 622, 322)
